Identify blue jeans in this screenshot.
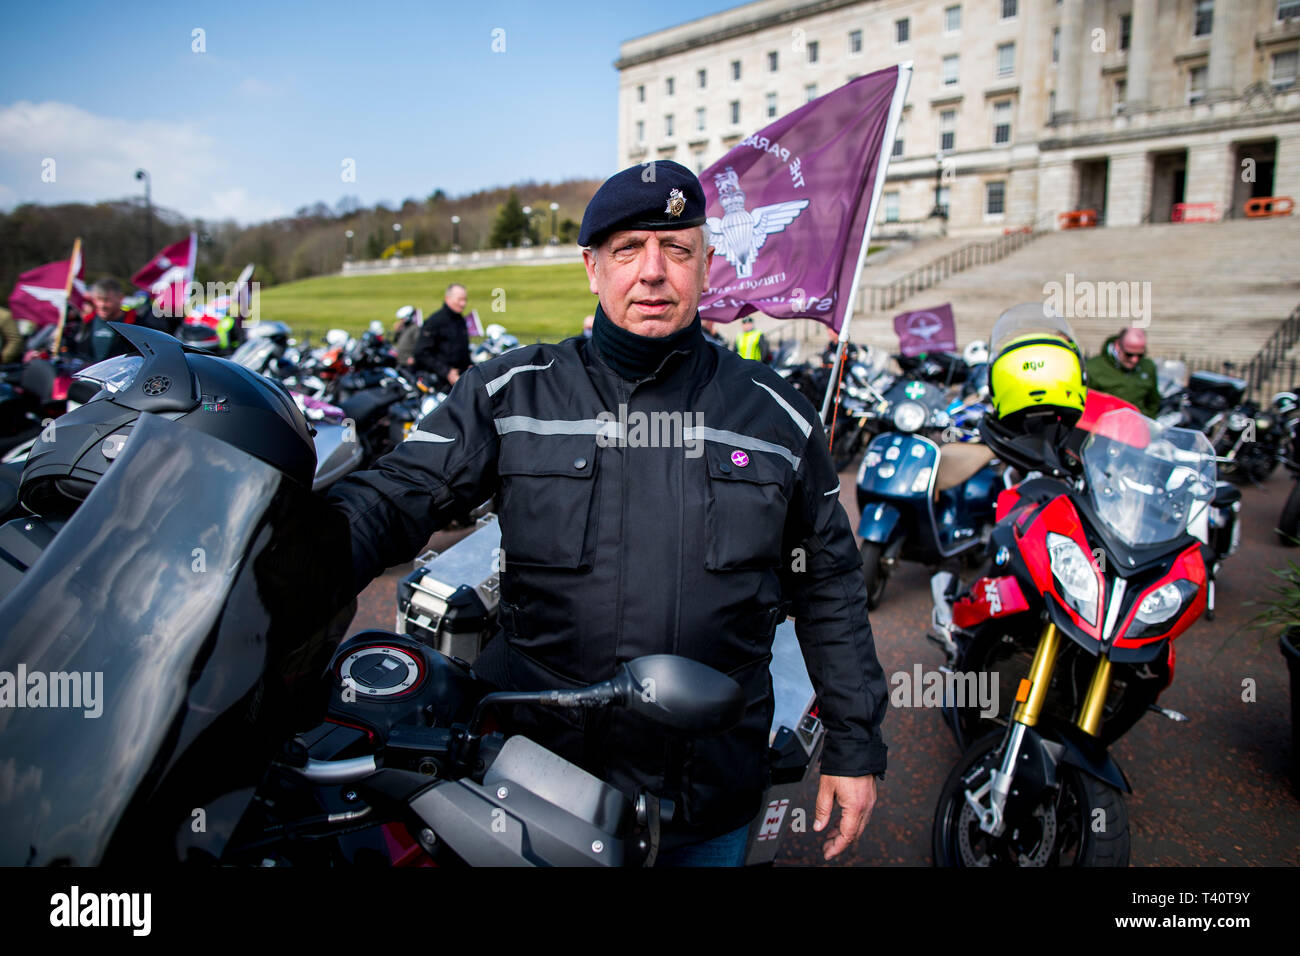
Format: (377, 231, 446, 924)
(655, 824, 750, 867)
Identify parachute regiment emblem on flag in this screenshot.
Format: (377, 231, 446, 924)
(665, 188, 686, 218)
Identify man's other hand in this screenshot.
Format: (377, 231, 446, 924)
(813, 773, 877, 861)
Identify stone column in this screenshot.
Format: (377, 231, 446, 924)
(1205, 0, 1240, 103)
(1125, 0, 1156, 111)
(1106, 151, 1153, 227)
(1055, 0, 1084, 122)
(1185, 141, 1234, 214)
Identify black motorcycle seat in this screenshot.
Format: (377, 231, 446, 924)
(339, 388, 393, 427)
(1212, 481, 1241, 507)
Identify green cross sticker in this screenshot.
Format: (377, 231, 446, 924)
(905, 381, 925, 400)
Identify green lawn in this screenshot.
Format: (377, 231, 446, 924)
(254, 263, 597, 344)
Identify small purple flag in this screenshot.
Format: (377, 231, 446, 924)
(698, 64, 909, 334)
(894, 303, 957, 357)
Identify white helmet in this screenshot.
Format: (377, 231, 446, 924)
(485, 323, 507, 339)
(962, 340, 990, 366)
(325, 328, 350, 348)
(395, 305, 419, 323)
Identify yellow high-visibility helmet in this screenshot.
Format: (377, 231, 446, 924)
(987, 303, 1087, 419)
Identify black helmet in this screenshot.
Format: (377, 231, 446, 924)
(20, 322, 316, 516)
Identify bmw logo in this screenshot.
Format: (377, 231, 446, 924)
(995, 547, 1010, 566)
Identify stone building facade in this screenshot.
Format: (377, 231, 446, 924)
(615, 0, 1300, 234)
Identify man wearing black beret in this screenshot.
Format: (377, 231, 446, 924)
(327, 160, 888, 866)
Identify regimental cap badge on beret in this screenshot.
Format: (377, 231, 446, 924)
(665, 188, 686, 218)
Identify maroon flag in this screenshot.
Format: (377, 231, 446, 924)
(8, 257, 88, 327)
(699, 63, 910, 333)
(132, 233, 197, 318)
(894, 303, 957, 357)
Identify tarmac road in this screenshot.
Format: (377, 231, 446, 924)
(350, 465, 1300, 867)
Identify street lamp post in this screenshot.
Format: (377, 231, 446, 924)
(549, 201, 559, 244)
(930, 151, 948, 220)
(521, 206, 533, 247)
(393, 222, 402, 257)
(451, 215, 461, 252)
(345, 229, 354, 261)
(134, 168, 153, 258)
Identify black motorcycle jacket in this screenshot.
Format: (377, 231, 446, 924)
(325, 308, 889, 843)
(413, 304, 471, 384)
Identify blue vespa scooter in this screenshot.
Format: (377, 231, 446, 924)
(853, 377, 1002, 608)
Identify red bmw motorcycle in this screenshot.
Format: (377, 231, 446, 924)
(927, 402, 1217, 866)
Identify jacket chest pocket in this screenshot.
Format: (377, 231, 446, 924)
(497, 434, 598, 569)
(703, 451, 791, 571)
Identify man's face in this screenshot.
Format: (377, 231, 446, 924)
(91, 290, 122, 319)
(583, 227, 713, 338)
(1117, 331, 1146, 370)
(445, 286, 468, 313)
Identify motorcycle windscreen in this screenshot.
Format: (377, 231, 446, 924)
(0, 413, 284, 865)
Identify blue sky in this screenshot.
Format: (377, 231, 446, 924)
(0, 0, 739, 223)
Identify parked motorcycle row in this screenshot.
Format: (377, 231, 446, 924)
(0, 304, 1280, 869)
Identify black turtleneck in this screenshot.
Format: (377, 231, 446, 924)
(590, 305, 703, 381)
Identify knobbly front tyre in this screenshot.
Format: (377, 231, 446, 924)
(931, 731, 1130, 867)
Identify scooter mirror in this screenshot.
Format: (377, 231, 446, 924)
(617, 655, 745, 736)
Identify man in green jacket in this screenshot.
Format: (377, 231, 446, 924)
(1085, 327, 1160, 417)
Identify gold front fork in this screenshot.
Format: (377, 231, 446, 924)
(1011, 622, 1061, 727)
(1076, 654, 1113, 738)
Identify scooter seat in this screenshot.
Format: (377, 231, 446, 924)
(934, 442, 996, 495)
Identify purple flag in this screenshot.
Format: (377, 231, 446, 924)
(698, 64, 908, 334)
(894, 303, 957, 356)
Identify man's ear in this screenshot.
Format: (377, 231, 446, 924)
(582, 248, 600, 296)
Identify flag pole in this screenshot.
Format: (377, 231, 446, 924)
(820, 61, 914, 428)
(50, 237, 82, 357)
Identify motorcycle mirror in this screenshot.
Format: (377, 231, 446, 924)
(615, 655, 745, 736)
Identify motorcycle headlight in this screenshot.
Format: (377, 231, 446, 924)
(893, 401, 927, 433)
(1047, 531, 1099, 626)
(1125, 580, 1199, 638)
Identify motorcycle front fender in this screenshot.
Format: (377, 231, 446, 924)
(1010, 721, 1133, 809)
(857, 500, 902, 545)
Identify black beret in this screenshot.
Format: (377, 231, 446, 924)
(578, 160, 708, 247)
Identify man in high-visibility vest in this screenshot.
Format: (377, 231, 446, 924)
(735, 316, 769, 363)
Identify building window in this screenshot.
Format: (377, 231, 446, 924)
(892, 134, 904, 158)
(997, 43, 1016, 78)
(945, 5, 961, 34)
(1194, 0, 1213, 37)
(635, 120, 644, 143)
(849, 29, 862, 54)
(884, 192, 900, 222)
(698, 69, 707, 89)
(1273, 50, 1298, 89)
(1048, 90, 1056, 121)
(896, 18, 910, 43)
(1113, 78, 1127, 113)
(1188, 65, 1207, 103)
(1281, 1, 1300, 22)
(942, 54, 959, 86)
(1001, 0, 1017, 20)
(766, 92, 778, 117)
(666, 77, 675, 95)
(1119, 14, 1132, 51)
(768, 50, 779, 71)
(1052, 27, 1059, 65)
(694, 150, 705, 174)
(696, 107, 706, 131)
(993, 100, 1011, 144)
(637, 84, 645, 103)
(986, 181, 1006, 216)
(731, 59, 741, 81)
(939, 109, 956, 152)
(804, 83, 818, 102)
(938, 186, 951, 218)
(665, 114, 674, 137)
(808, 40, 819, 63)
(729, 100, 740, 124)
